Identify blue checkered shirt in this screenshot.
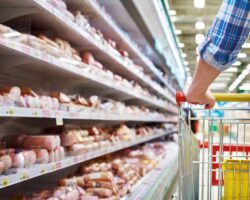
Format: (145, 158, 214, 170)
(199, 0, 250, 71)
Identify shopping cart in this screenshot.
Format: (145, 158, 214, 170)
(176, 92, 250, 200)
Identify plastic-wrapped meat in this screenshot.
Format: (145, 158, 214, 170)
(68, 143, 88, 156)
(80, 196, 99, 200)
(86, 188, 113, 198)
(0, 154, 12, 171)
(33, 148, 49, 164)
(20, 135, 60, 151)
(84, 172, 114, 182)
(59, 176, 85, 187)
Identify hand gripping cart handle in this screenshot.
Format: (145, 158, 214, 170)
(176, 91, 250, 200)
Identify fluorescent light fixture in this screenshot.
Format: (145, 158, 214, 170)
(171, 16, 177, 22)
(182, 53, 187, 58)
(233, 61, 241, 66)
(175, 30, 182, 35)
(220, 73, 235, 77)
(186, 67, 190, 72)
(242, 69, 250, 76)
(184, 61, 189, 65)
(238, 53, 247, 58)
(169, 10, 177, 16)
(239, 85, 250, 90)
(242, 43, 250, 48)
(211, 83, 227, 87)
(225, 67, 238, 73)
(216, 76, 232, 81)
(179, 43, 185, 48)
(195, 33, 204, 44)
(194, 0, 205, 8)
(195, 21, 205, 30)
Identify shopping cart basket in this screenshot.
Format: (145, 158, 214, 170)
(176, 92, 250, 200)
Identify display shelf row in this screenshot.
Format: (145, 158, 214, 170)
(0, 37, 177, 113)
(124, 143, 178, 200)
(0, 106, 173, 123)
(0, 129, 176, 189)
(0, 0, 174, 102)
(73, 0, 167, 84)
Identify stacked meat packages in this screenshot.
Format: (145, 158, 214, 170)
(11, 142, 169, 199)
(0, 124, 169, 175)
(0, 86, 166, 119)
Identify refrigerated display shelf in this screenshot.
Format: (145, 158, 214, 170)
(69, 0, 167, 84)
(123, 143, 178, 200)
(0, 129, 176, 189)
(0, 0, 174, 102)
(0, 37, 177, 113)
(0, 106, 170, 123)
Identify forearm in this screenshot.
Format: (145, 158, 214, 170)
(187, 59, 220, 97)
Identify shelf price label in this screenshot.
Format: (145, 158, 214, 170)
(20, 172, 29, 181)
(7, 107, 15, 116)
(56, 116, 63, 126)
(1, 178, 9, 187)
(40, 167, 46, 174)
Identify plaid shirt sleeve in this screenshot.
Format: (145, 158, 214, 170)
(199, 0, 250, 72)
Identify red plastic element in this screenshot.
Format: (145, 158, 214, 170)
(176, 91, 187, 106)
(211, 144, 250, 185)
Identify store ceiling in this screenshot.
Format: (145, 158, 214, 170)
(168, 0, 250, 93)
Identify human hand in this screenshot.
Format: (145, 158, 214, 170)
(186, 88, 215, 109)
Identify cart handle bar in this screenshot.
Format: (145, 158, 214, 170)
(176, 91, 250, 106)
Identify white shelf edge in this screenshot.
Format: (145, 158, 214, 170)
(0, 106, 169, 123)
(0, 37, 177, 114)
(123, 143, 178, 200)
(0, 129, 176, 189)
(29, 0, 174, 101)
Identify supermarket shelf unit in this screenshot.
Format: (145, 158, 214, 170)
(0, 0, 175, 103)
(0, 129, 176, 189)
(0, 0, 179, 198)
(0, 38, 177, 113)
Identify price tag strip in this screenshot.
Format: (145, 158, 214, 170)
(0, 106, 169, 123)
(0, 130, 176, 189)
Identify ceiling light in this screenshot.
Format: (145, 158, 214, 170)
(171, 16, 177, 22)
(238, 53, 247, 58)
(186, 67, 190, 72)
(225, 67, 238, 73)
(239, 85, 250, 90)
(195, 21, 205, 30)
(179, 43, 185, 48)
(169, 10, 177, 16)
(182, 53, 187, 58)
(233, 61, 241, 66)
(184, 61, 189, 65)
(242, 69, 250, 76)
(175, 30, 182, 35)
(194, 0, 205, 8)
(216, 76, 232, 81)
(242, 43, 250, 48)
(211, 83, 227, 88)
(220, 73, 235, 77)
(195, 33, 205, 44)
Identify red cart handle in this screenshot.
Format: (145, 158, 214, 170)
(176, 91, 186, 106)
